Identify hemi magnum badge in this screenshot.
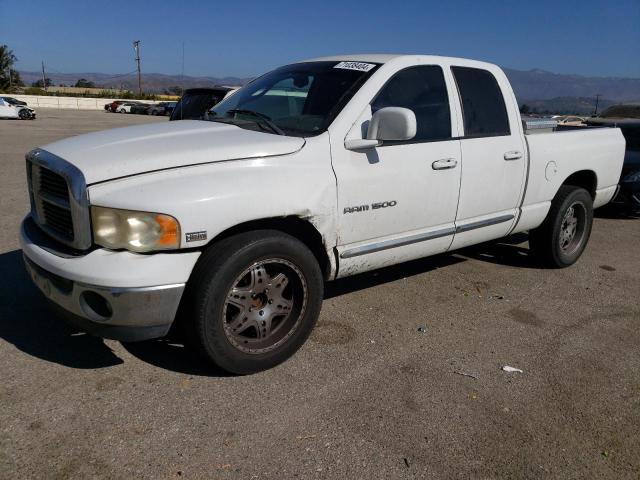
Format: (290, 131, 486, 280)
(186, 231, 207, 242)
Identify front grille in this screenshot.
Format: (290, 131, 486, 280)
(30, 164, 75, 242)
(42, 201, 74, 239)
(26, 149, 91, 250)
(39, 168, 69, 199)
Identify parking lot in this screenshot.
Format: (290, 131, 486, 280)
(1, 109, 639, 479)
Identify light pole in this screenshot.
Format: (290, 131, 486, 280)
(133, 40, 142, 96)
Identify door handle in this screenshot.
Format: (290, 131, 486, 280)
(504, 151, 523, 161)
(432, 158, 458, 170)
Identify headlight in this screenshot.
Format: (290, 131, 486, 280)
(91, 206, 180, 252)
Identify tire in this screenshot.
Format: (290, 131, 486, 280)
(18, 109, 30, 120)
(529, 185, 593, 268)
(183, 230, 324, 374)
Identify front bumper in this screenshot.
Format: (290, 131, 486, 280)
(20, 217, 200, 341)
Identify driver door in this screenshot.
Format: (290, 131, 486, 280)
(332, 65, 462, 276)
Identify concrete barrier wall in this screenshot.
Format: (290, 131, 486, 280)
(9, 95, 160, 110)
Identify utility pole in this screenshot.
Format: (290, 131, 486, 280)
(41, 61, 47, 92)
(132, 40, 142, 96)
(594, 94, 601, 116)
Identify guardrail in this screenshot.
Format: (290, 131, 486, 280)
(7, 95, 160, 111)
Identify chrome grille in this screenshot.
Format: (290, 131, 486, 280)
(39, 168, 69, 199)
(41, 200, 74, 240)
(26, 149, 91, 250)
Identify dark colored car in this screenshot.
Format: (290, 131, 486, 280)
(148, 102, 176, 116)
(170, 87, 234, 121)
(2, 96, 27, 106)
(587, 105, 640, 212)
(130, 103, 151, 115)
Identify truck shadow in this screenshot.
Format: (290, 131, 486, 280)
(456, 233, 545, 269)
(2, 235, 540, 375)
(0, 250, 124, 369)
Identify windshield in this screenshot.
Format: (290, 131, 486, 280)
(208, 61, 380, 137)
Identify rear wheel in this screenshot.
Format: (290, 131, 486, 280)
(529, 185, 593, 267)
(183, 230, 324, 374)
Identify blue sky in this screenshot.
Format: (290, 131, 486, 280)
(2, 0, 639, 78)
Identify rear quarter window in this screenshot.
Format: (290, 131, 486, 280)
(452, 66, 510, 137)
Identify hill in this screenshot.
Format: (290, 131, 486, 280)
(18, 66, 640, 115)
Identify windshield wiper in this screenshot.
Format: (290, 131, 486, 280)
(226, 109, 285, 135)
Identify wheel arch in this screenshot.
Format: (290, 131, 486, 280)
(560, 170, 597, 199)
(203, 216, 334, 280)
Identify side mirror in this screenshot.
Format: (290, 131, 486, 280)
(344, 106, 417, 151)
(368, 107, 416, 141)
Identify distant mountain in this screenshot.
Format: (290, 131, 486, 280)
(503, 68, 640, 103)
(18, 71, 251, 92)
(18, 66, 640, 115)
(518, 96, 620, 116)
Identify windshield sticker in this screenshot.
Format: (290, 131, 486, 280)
(334, 61, 376, 72)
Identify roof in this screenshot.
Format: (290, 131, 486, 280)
(302, 54, 404, 63)
(299, 54, 494, 68)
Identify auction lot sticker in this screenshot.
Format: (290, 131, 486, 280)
(334, 61, 376, 72)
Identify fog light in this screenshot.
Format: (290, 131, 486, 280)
(79, 291, 113, 321)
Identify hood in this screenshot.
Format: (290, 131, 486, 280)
(41, 120, 305, 184)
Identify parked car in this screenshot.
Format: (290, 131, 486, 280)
(107, 101, 126, 112)
(170, 87, 235, 120)
(116, 102, 142, 113)
(146, 102, 174, 116)
(1, 96, 27, 107)
(0, 97, 36, 119)
(20, 54, 625, 374)
(587, 105, 640, 212)
(130, 103, 151, 115)
(554, 115, 586, 126)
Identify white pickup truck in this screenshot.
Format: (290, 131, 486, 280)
(21, 55, 625, 374)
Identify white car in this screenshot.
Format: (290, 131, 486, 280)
(20, 54, 625, 374)
(117, 102, 141, 113)
(0, 97, 36, 119)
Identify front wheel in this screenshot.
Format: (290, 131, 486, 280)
(183, 230, 324, 374)
(18, 109, 30, 120)
(529, 185, 594, 268)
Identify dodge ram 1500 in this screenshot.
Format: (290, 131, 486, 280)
(20, 55, 625, 373)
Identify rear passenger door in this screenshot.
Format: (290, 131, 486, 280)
(449, 66, 526, 249)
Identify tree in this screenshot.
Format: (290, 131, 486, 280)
(74, 78, 95, 88)
(519, 104, 531, 114)
(32, 78, 53, 88)
(0, 44, 20, 91)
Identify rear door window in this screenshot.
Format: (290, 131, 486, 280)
(372, 65, 451, 142)
(451, 66, 510, 137)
